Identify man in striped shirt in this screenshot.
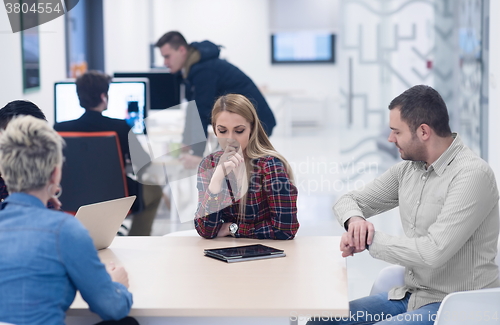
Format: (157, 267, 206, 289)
(309, 85, 499, 324)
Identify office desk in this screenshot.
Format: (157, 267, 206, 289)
(68, 236, 348, 318)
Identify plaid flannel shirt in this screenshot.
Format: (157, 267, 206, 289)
(195, 151, 299, 239)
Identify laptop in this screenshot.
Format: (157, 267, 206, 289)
(204, 244, 286, 263)
(75, 196, 136, 250)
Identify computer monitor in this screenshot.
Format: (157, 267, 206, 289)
(114, 71, 180, 110)
(54, 78, 149, 134)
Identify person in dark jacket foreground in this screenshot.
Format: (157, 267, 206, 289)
(156, 31, 276, 169)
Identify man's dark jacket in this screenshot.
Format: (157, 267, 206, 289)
(183, 41, 276, 155)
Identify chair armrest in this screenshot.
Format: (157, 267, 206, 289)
(435, 287, 500, 325)
(370, 265, 405, 296)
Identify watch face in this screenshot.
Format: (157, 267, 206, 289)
(230, 223, 238, 234)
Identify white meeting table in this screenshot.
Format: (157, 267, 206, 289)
(68, 236, 348, 320)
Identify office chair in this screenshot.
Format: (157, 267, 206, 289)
(57, 132, 129, 214)
(370, 239, 500, 324)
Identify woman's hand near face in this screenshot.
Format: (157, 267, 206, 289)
(219, 139, 244, 176)
(208, 139, 244, 194)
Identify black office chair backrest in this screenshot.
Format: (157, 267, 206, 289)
(57, 132, 128, 214)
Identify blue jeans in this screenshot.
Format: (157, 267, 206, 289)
(307, 292, 441, 325)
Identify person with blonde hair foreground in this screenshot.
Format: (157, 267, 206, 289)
(0, 116, 136, 325)
(0, 100, 60, 209)
(195, 94, 299, 239)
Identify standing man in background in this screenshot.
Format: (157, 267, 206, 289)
(156, 31, 276, 169)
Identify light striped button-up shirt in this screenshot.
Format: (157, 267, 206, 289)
(334, 133, 500, 311)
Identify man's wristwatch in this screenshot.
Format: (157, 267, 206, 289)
(229, 223, 238, 237)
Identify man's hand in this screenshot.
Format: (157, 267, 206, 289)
(340, 232, 363, 257)
(180, 153, 203, 169)
(345, 216, 375, 252)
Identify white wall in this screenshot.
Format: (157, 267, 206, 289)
(269, 0, 338, 31)
(488, 0, 500, 179)
(0, 9, 66, 124)
(0, 0, 338, 129)
(103, 0, 151, 74)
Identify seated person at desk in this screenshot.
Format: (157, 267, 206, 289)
(308, 85, 500, 324)
(0, 100, 60, 209)
(156, 31, 276, 169)
(54, 70, 162, 236)
(194, 94, 298, 239)
(0, 116, 136, 325)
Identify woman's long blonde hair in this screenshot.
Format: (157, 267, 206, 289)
(211, 94, 294, 219)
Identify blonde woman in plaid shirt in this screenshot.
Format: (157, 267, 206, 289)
(195, 94, 299, 239)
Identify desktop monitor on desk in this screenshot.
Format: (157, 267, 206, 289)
(114, 71, 181, 110)
(54, 78, 149, 134)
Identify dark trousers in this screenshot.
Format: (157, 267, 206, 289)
(127, 177, 163, 236)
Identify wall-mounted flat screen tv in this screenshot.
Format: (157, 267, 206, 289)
(271, 32, 335, 64)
